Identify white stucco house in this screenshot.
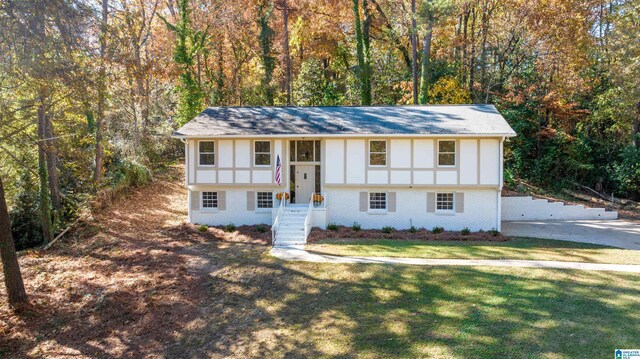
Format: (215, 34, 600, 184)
(172, 105, 517, 245)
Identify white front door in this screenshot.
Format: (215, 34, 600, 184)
(294, 165, 315, 204)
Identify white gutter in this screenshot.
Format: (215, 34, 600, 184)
(171, 133, 517, 139)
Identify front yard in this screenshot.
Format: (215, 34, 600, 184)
(1, 166, 639, 358)
(307, 237, 640, 264)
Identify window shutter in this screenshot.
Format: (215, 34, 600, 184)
(247, 191, 255, 211)
(359, 192, 367, 212)
(191, 191, 200, 211)
(455, 192, 464, 213)
(218, 191, 226, 210)
(388, 192, 396, 212)
(426, 192, 435, 212)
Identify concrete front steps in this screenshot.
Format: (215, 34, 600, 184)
(502, 196, 618, 221)
(274, 204, 308, 246)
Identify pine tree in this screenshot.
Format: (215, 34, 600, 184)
(257, 0, 276, 106)
(160, 0, 205, 126)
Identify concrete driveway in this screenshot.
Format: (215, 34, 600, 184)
(502, 220, 640, 250)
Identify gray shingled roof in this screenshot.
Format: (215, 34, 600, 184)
(172, 105, 516, 137)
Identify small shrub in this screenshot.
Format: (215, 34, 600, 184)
(224, 223, 237, 232)
(10, 171, 44, 250)
(197, 225, 208, 233)
(489, 228, 500, 236)
(327, 222, 338, 231)
(256, 225, 267, 233)
(409, 225, 418, 233)
(432, 226, 444, 234)
(382, 226, 395, 234)
(461, 227, 471, 235)
(109, 159, 152, 190)
(351, 222, 361, 231)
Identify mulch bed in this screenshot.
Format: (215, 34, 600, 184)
(186, 223, 272, 244)
(307, 226, 508, 243)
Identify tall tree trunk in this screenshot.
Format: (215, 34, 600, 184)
(214, 44, 225, 105)
(257, 0, 275, 106)
(352, 0, 371, 105)
(634, 101, 640, 148)
(411, 0, 418, 104)
(283, 0, 291, 105)
(43, 113, 61, 211)
(362, 0, 372, 105)
(469, 4, 477, 98)
(95, 0, 107, 184)
(134, 44, 148, 139)
(37, 105, 53, 243)
(419, 18, 434, 104)
(0, 175, 28, 310)
(461, 5, 469, 85)
(479, 0, 491, 103)
(130, 83, 140, 145)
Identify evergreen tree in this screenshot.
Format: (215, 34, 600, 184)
(257, 0, 276, 106)
(160, 0, 205, 126)
(352, 0, 372, 105)
(9, 172, 43, 250)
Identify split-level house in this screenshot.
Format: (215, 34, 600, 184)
(172, 105, 517, 245)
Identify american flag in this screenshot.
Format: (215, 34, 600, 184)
(275, 155, 281, 185)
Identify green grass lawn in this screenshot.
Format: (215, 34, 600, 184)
(306, 237, 640, 264)
(186, 244, 640, 358)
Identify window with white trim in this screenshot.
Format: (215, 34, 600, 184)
(202, 192, 218, 209)
(438, 140, 456, 166)
(369, 140, 387, 166)
(369, 192, 387, 210)
(254, 141, 271, 166)
(199, 141, 215, 166)
(436, 192, 454, 211)
(257, 192, 273, 209)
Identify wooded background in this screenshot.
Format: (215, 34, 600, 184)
(0, 0, 638, 249)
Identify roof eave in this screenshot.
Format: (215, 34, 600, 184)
(172, 132, 517, 139)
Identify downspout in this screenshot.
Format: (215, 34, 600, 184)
(497, 136, 505, 231)
(180, 138, 191, 223)
(180, 138, 188, 187)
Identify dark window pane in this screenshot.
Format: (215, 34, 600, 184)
(438, 140, 455, 153)
(369, 192, 387, 210)
(315, 165, 321, 192)
(439, 153, 455, 166)
(314, 141, 321, 161)
(202, 192, 218, 208)
(255, 141, 270, 153)
(255, 153, 270, 166)
(296, 141, 314, 161)
(370, 153, 386, 166)
(289, 165, 295, 202)
(290, 141, 295, 161)
(200, 153, 215, 165)
(257, 192, 273, 208)
(436, 192, 454, 210)
(370, 140, 386, 153)
(199, 141, 215, 153)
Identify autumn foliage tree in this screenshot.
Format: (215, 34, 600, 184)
(1, 0, 640, 253)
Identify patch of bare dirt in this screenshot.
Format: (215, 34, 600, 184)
(0, 164, 269, 358)
(307, 226, 507, 243)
